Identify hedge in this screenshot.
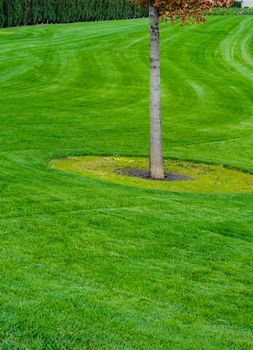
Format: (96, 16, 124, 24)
(0, 0, 148, 28)
(210, 7, 253, 15)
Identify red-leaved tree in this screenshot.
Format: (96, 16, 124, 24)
(130, 0, 232, 179)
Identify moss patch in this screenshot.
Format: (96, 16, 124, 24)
(50, 156, 253, 194)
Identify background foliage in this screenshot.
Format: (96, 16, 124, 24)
(211, 6, 253, 15)
(0, 0, 248, 28)
(0, 0, 148, 28)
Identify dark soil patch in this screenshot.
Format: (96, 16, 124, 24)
(115, 167, 193, 182)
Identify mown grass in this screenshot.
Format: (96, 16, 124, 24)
(0, 16, 252, 349)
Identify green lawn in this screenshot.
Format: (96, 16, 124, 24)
(0, 16, 252, 349)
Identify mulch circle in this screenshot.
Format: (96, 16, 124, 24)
(115, 167, 193, 182)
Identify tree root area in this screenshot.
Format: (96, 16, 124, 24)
(116, 167, 192, 182)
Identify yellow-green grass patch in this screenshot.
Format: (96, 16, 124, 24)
(0, 31, 15, 35)
(50, 156, 253, 193)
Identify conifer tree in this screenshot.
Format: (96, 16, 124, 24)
(0, 0, 4, 27)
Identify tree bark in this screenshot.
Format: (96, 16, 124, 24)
(149, 1, 165, 180)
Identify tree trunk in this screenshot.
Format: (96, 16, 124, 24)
(149, 1, 165, 180)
